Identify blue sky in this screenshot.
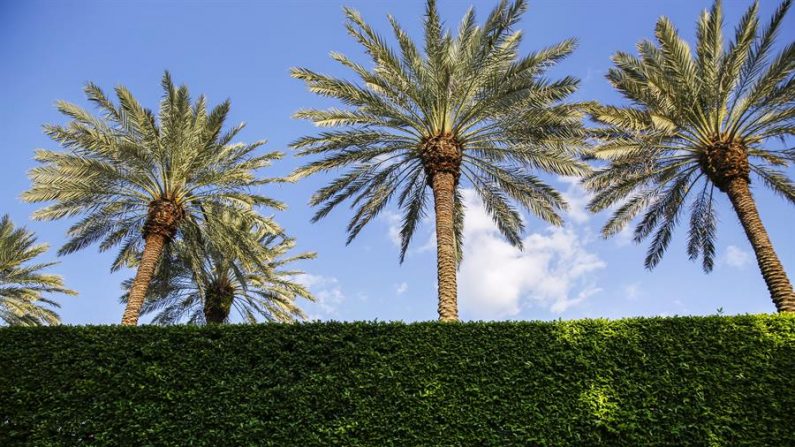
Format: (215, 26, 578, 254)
(1, 0, 793, 324)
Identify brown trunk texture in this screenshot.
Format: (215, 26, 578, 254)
(120, 199, 182, 325)
(725, 178, 795, 312)
(432, 171, 459, 321)
(120, 233, 167, 325)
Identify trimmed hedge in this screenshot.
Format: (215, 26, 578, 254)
(1, 315, 793, 446)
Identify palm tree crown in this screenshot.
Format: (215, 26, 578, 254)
(0, 215, 75, 326)
(122, 222, 315, 325)
(23, 72, 285, 324)
(290, 0, 589, 320)
(585, 0, 795, 311)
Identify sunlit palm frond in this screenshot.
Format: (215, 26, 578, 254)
(290, 0, 589, 262)
(587, 0, 795, 273)
(0, 215, 75, 326)
(23, 71, 284, 272)
(121, 220, 315, 325)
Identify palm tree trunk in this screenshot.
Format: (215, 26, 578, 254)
(431, 171, 458, 321)
(120, 234, 167, 325)
(725, 178, 795, 312)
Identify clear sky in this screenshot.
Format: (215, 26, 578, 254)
(1, 0, 793, 324)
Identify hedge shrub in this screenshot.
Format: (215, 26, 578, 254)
(1, 315, 793, 446)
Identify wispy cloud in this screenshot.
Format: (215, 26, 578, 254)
(623, 282, 642, 301)
(722, 245, 751, 269)
(382, 209, 436, 255)
(395, 282, 408, 295)
(558, 176, 592, 224)
(296, 273, 346, 320)
(382, 210, 403, 248)
(614, 226, 634, 247)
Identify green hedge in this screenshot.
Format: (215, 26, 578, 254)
(1, 315, 793, 446)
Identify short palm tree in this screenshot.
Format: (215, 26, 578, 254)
(23, 72, 284, 325)
(0, 215, 75, 326)
(586, 0, 795, 312)
(289, 0, 589, 320)
(121, 222, 315, 324)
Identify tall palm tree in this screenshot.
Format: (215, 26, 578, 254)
(585, 0, 795, 312)
(121, 223, 315, 324)
(23, 72, 285, 325)
(0, 215, 75, 326)
(289, 0, 589, 320)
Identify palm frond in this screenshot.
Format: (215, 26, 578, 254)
(588, 0, 795, 271)
(291, 0, 587, 261)
(24, 72, 284, 284)
(0, 215, 75, 326)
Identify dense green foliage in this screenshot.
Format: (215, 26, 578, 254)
(1, 315, 792, 446)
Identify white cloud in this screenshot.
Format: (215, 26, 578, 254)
(382, 211, 403, 248)
(558, 176, 592, 224)
(395, 282, 408, 295)
(614, 226, 634, 247)
(723, 245, 751, 269)
(415, 230, 437, 253)
(623, 282, 641, 301)
(382, 209, 436, 255)
(457, 189, 606, 319)
(296, 273, 346, 320)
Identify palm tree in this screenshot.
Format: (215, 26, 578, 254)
(289, 0, 589, 321)
(121, 223, 315, 324)
(0, 215, 75, 326)
(585, 0, 795, 312)
(23, 72, 285, 325)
